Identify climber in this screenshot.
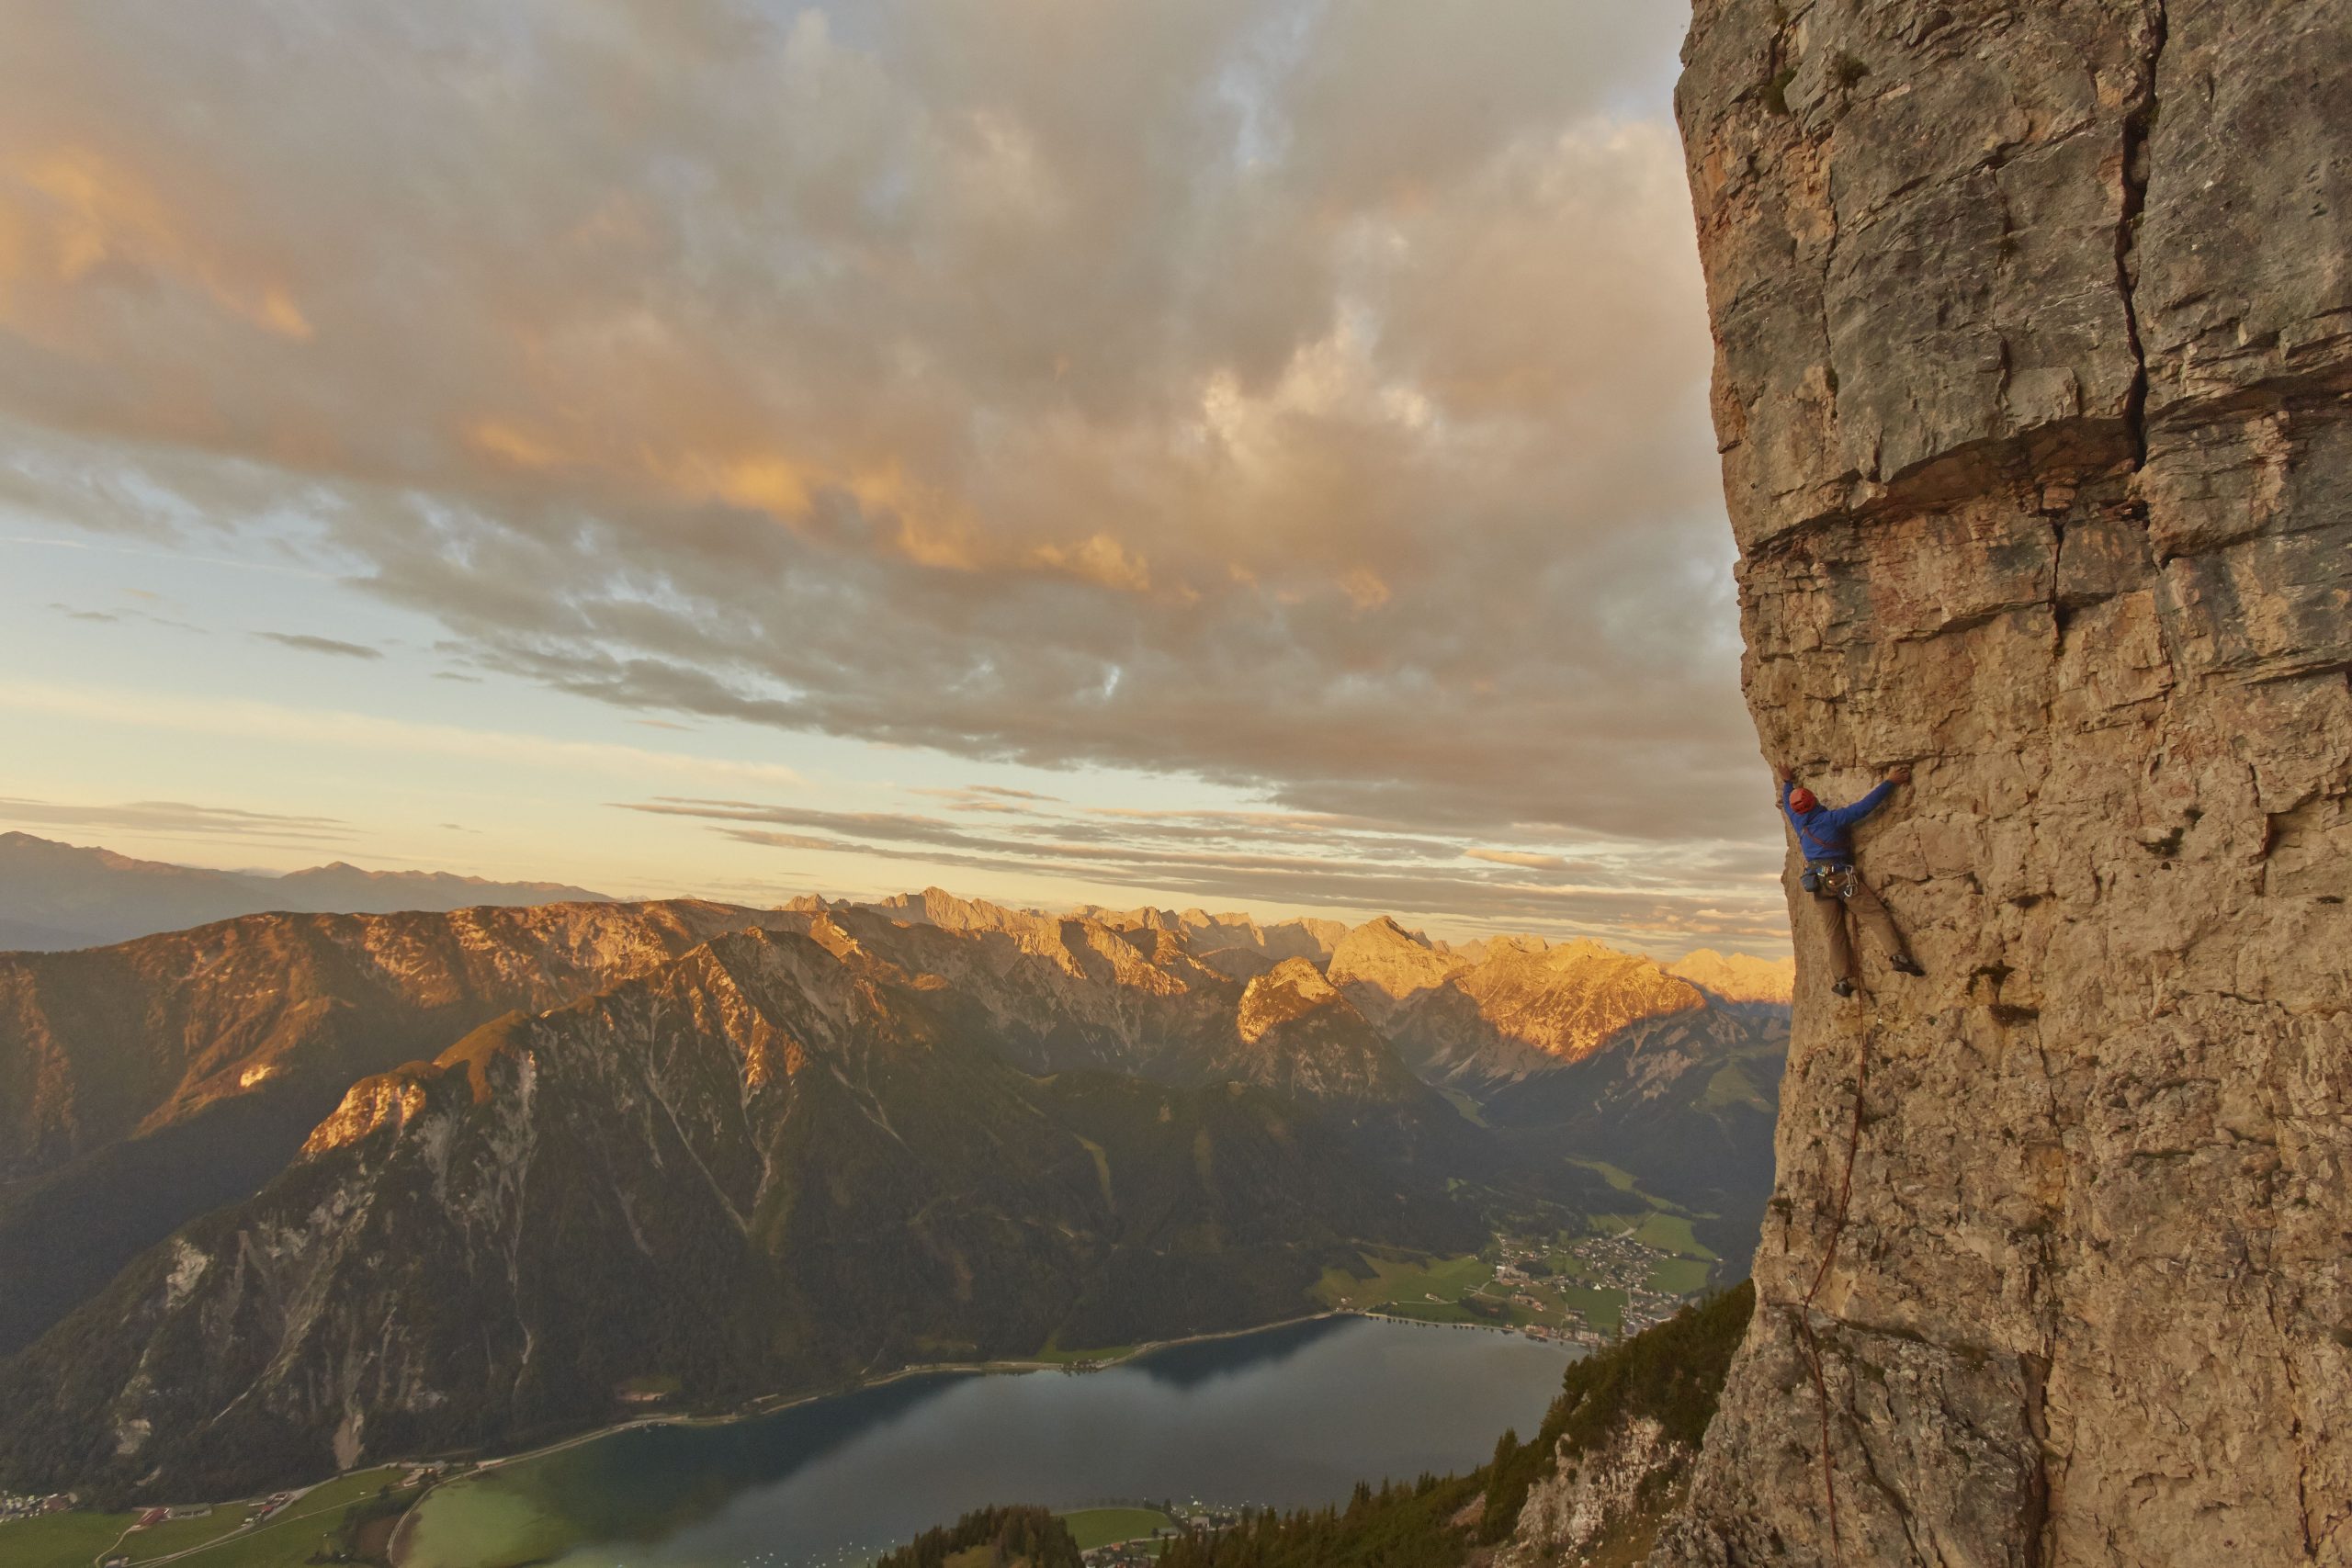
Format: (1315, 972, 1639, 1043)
(1776, 763, 1923, 998)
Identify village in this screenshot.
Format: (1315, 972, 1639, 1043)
(1073, 1506, 1242, 1568)
(1, 1490, 76, 1523)
(1493, 1230, 1701, 1340)
(0, 1461, 470, 1568)
(1322, 1211, 1720, 1347)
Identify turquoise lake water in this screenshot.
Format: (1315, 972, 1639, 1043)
(400, 1315, 1577, 1568)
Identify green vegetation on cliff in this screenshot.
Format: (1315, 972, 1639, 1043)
(1476, 1280, 1751, 1544)
(1156, 1282, 1755, 1568)
(876, 1506, 1083, 1568)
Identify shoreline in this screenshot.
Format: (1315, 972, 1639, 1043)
(385, 1309, 1355, 1567)
(80, 1308, 1588, 1568)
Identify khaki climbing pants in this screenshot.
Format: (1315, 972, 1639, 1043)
(1808, 864, 1910, 983)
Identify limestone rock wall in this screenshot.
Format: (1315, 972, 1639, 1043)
(1664, 4, 2348, 1565)
(1504, 1416, 1690, 1566)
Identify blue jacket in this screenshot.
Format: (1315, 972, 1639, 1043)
(1783, 779, 1894, 863)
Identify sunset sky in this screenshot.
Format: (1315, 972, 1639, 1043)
(0, 1, 1783, 955)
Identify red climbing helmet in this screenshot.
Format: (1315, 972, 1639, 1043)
(1788, 786, 1818, 813)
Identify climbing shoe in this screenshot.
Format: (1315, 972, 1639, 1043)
(1831, 978, 1855, 998)
(1891, 955, 1925, 976)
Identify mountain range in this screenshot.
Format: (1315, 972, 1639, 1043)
(0, 898, 810, 1359)
(0, 831, 612, 951)
(0, 861, 1789, 1502)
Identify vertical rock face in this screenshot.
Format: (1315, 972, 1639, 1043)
(1667, 5, 2348, 1566)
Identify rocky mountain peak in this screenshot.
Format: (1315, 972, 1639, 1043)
(1327, 914, 1469, 1023)
(300, 1067, 435, 1156)
(1235, 955, 1344, 1043)
(1665, 948, 1795, 1006)
(869, 886, 1045, 936)
(1217, 957, 1430, 1111)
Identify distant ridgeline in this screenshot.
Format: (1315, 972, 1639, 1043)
(0, 873, 1786, 1501)
(0, 830, 613, 950)
(1149, 1285, 1755, 1568)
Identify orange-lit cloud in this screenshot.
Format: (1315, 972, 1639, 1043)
(3, 146, 312, 342)
(468, 420, 565, 471)
(0, 0, 1766, 871)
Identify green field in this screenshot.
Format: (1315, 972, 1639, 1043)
(1631, 1212, 1716, 1261)
(1645, 1257, 1713, 1296)
(1313, 1251, 1488, 1315)
(116, 1509, 248, 1564)
(1568, 1162, 1727, 1264)
(1567, 1157, 1639, 1192)
(1057, 1508, 1174, 1549)
(0, 1474, 416, 1568)
(398, 1469, 581, 1568)
(0, 1510, 138, 1568)
(68, 1468, 427, 1568)
(1363, 1296, 1475, 1325)
(1547, 1284, 1627, 1336)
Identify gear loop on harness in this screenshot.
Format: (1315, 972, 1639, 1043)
(1802, 860, 1857, 899)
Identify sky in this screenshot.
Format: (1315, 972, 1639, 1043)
(0, 0, 1786, 957)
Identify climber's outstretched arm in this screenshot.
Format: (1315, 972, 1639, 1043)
(1822, 766, 1909, 832)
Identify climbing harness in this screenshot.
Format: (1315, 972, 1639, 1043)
(1802, 860, 1858, 898)
(1792, 1008, 1871, 1564)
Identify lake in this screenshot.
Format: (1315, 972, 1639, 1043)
(398, 1315, 1577, 1568)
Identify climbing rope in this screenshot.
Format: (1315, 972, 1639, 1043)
(1793, 1002, 1871, 1563)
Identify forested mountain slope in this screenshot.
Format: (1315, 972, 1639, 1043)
(0, 899, 799, 1355)
(0, 882, 1792, 1505)
(1147, 1284, 1756, 1568)
(0, 925, 1479, 1500)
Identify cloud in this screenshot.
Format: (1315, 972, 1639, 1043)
(46, 598, 207, 633)
(908, 784, 1064, 813)
(0, 679, 806, 789)
(0, 4, 1775, 908)
(1465, 848, 1571, 871)
(621, 792, 1789, 950)
(0, 795, 348, 844)
(254, 631, 383, 660)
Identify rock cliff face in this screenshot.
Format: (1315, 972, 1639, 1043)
(1664, 4, 2348, 1566)
(1227, 959, 1457, 1118)
(1504, 1416, 1690, 1568)
(1406, 939, 1713, 1085)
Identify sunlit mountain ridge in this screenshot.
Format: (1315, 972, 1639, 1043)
(0, 877, 1786, 1503)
